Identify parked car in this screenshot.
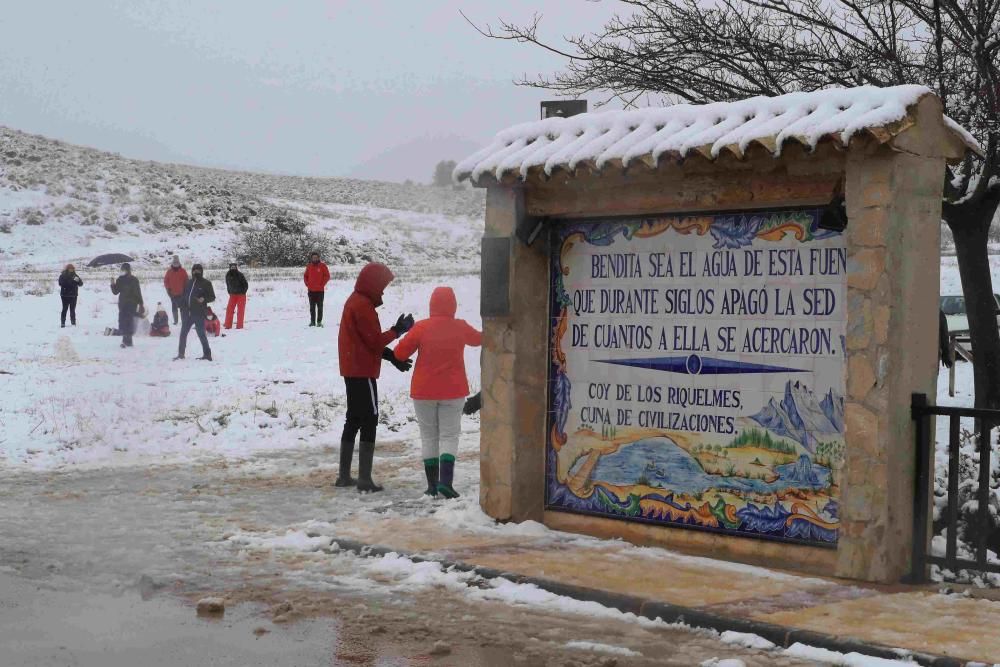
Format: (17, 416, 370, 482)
(940, 293, 1000, 334)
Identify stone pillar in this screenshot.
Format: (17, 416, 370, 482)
(839, 147, 943, 581)
(480, 186, 548, 522)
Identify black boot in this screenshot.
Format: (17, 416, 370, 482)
(334, 440, 357, 487)
(423, 459, 439, 497)
(356, 441, 383, 493)
(437, 454, 459, 499)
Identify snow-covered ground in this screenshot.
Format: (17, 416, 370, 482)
(0, 269, 480, 468)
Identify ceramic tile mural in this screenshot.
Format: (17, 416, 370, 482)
(546, 209, 846, 545)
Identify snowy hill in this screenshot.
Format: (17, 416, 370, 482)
(0, 126, 485, 272)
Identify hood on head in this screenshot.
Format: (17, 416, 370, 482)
(192, 263, 203, 274)
(429, 286, 457, 318)
(354, 262, 394, 305)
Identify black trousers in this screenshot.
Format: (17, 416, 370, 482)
(118, 303, 135, 346)
(178, 311, 211, 358)
(341, 377, 378, 444)
(169, 295, 183, 323)
(60, 296, 77, 325)
(308, 291, 324, 324)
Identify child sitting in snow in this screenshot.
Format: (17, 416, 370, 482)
(150, 303, 171, 337)
(204, 307, 221, 337)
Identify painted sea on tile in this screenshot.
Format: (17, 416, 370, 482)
(546, 209, 846, 545)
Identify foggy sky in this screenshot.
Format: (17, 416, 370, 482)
(0, 1, 617, 182)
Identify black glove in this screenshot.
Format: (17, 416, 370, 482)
(382, 347, 412, 372)
(391, 313, 415, 336)
(463, 392, 482, 415)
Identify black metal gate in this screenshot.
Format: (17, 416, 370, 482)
(910, 393, 1000, 582)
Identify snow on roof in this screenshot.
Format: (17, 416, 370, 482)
(455, 85, 980, 185)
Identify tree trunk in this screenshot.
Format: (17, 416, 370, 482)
(950, 214, 1000, 409)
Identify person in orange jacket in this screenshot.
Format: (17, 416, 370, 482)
(163, 256, 188, 325)
(393, 287, 481, 499)
(303, 251, 331, 327)
(335, 262, 414, 492)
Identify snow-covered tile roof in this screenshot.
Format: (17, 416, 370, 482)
(455, 85, 979, 185)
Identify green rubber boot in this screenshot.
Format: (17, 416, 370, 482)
(437, 454, 459, 499)
(423, 458, 439, 497)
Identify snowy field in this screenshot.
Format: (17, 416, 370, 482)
(0, 268, 480, 468)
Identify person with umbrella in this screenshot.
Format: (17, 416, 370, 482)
(174, 263, 216, 361)
(109, 263, 143, 348)
(57, 263, 83, 328)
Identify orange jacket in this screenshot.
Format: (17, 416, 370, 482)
(303, 261, 330, 292)
(394, 287, 481, 400)
(163, 266, 188, 296)
(338, 263, 398, 378)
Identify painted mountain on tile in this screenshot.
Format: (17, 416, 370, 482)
(749, 381, 843, 451)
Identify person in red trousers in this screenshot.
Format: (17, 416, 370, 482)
(394, 287, 481, 499)
(335, 262, 414, 492)
(303, 251, 330, 327)
(224, 262, 249, 329)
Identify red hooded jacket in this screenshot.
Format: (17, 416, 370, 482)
(394, 287, 482, 401)
(303, 261, 330, 292)
(338, 263, 398, 378)
(164, 266, 189, 296)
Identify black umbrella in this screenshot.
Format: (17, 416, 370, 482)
(87, 253, 134, 268)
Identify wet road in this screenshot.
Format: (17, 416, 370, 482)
(0, 450, 820, 666)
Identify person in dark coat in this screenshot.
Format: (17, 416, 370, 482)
(224, 262, 249, 330)
(110, 263, 143, 348)
(940, 309, 954, 368)
(58, 263, 83, 327)
(174, 263, 216, 361)
(150, 303, 171, 337)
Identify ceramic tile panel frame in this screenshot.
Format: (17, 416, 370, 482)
(477, 94, 964, 583)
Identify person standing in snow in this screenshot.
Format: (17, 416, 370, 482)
(393, 287, 481, 499)
(224, 261, 249, 330)
(110, 263, 143, 348)
(174, 263, 215, 361)
(335, 262, 414, 492)
(163, 256, 189, 326)
(57, 263, 83, 328)
(303, 251, 330, 327)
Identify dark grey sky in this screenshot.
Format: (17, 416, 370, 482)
(0, 1, 616, 182)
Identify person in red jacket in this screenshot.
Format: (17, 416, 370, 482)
(204, 306, 222, 337)
(163, 256, 188, 325)
(303, 251, 331, 327)
(336, 262, 414, 492)
(394, 287, 481, 499)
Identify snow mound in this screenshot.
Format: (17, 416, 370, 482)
(783, 642, 917, 665)
(564, 640, 641, 657)
(719, 631, 776, 650)
(456, 85, 979, 184)
(227, 529, 333, 552)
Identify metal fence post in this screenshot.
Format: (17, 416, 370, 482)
(909, 392, 931, 583)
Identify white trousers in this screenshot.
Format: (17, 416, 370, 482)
(413, 398, 464, 460)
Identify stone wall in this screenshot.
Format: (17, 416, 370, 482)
(479, 115, 949, 582)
